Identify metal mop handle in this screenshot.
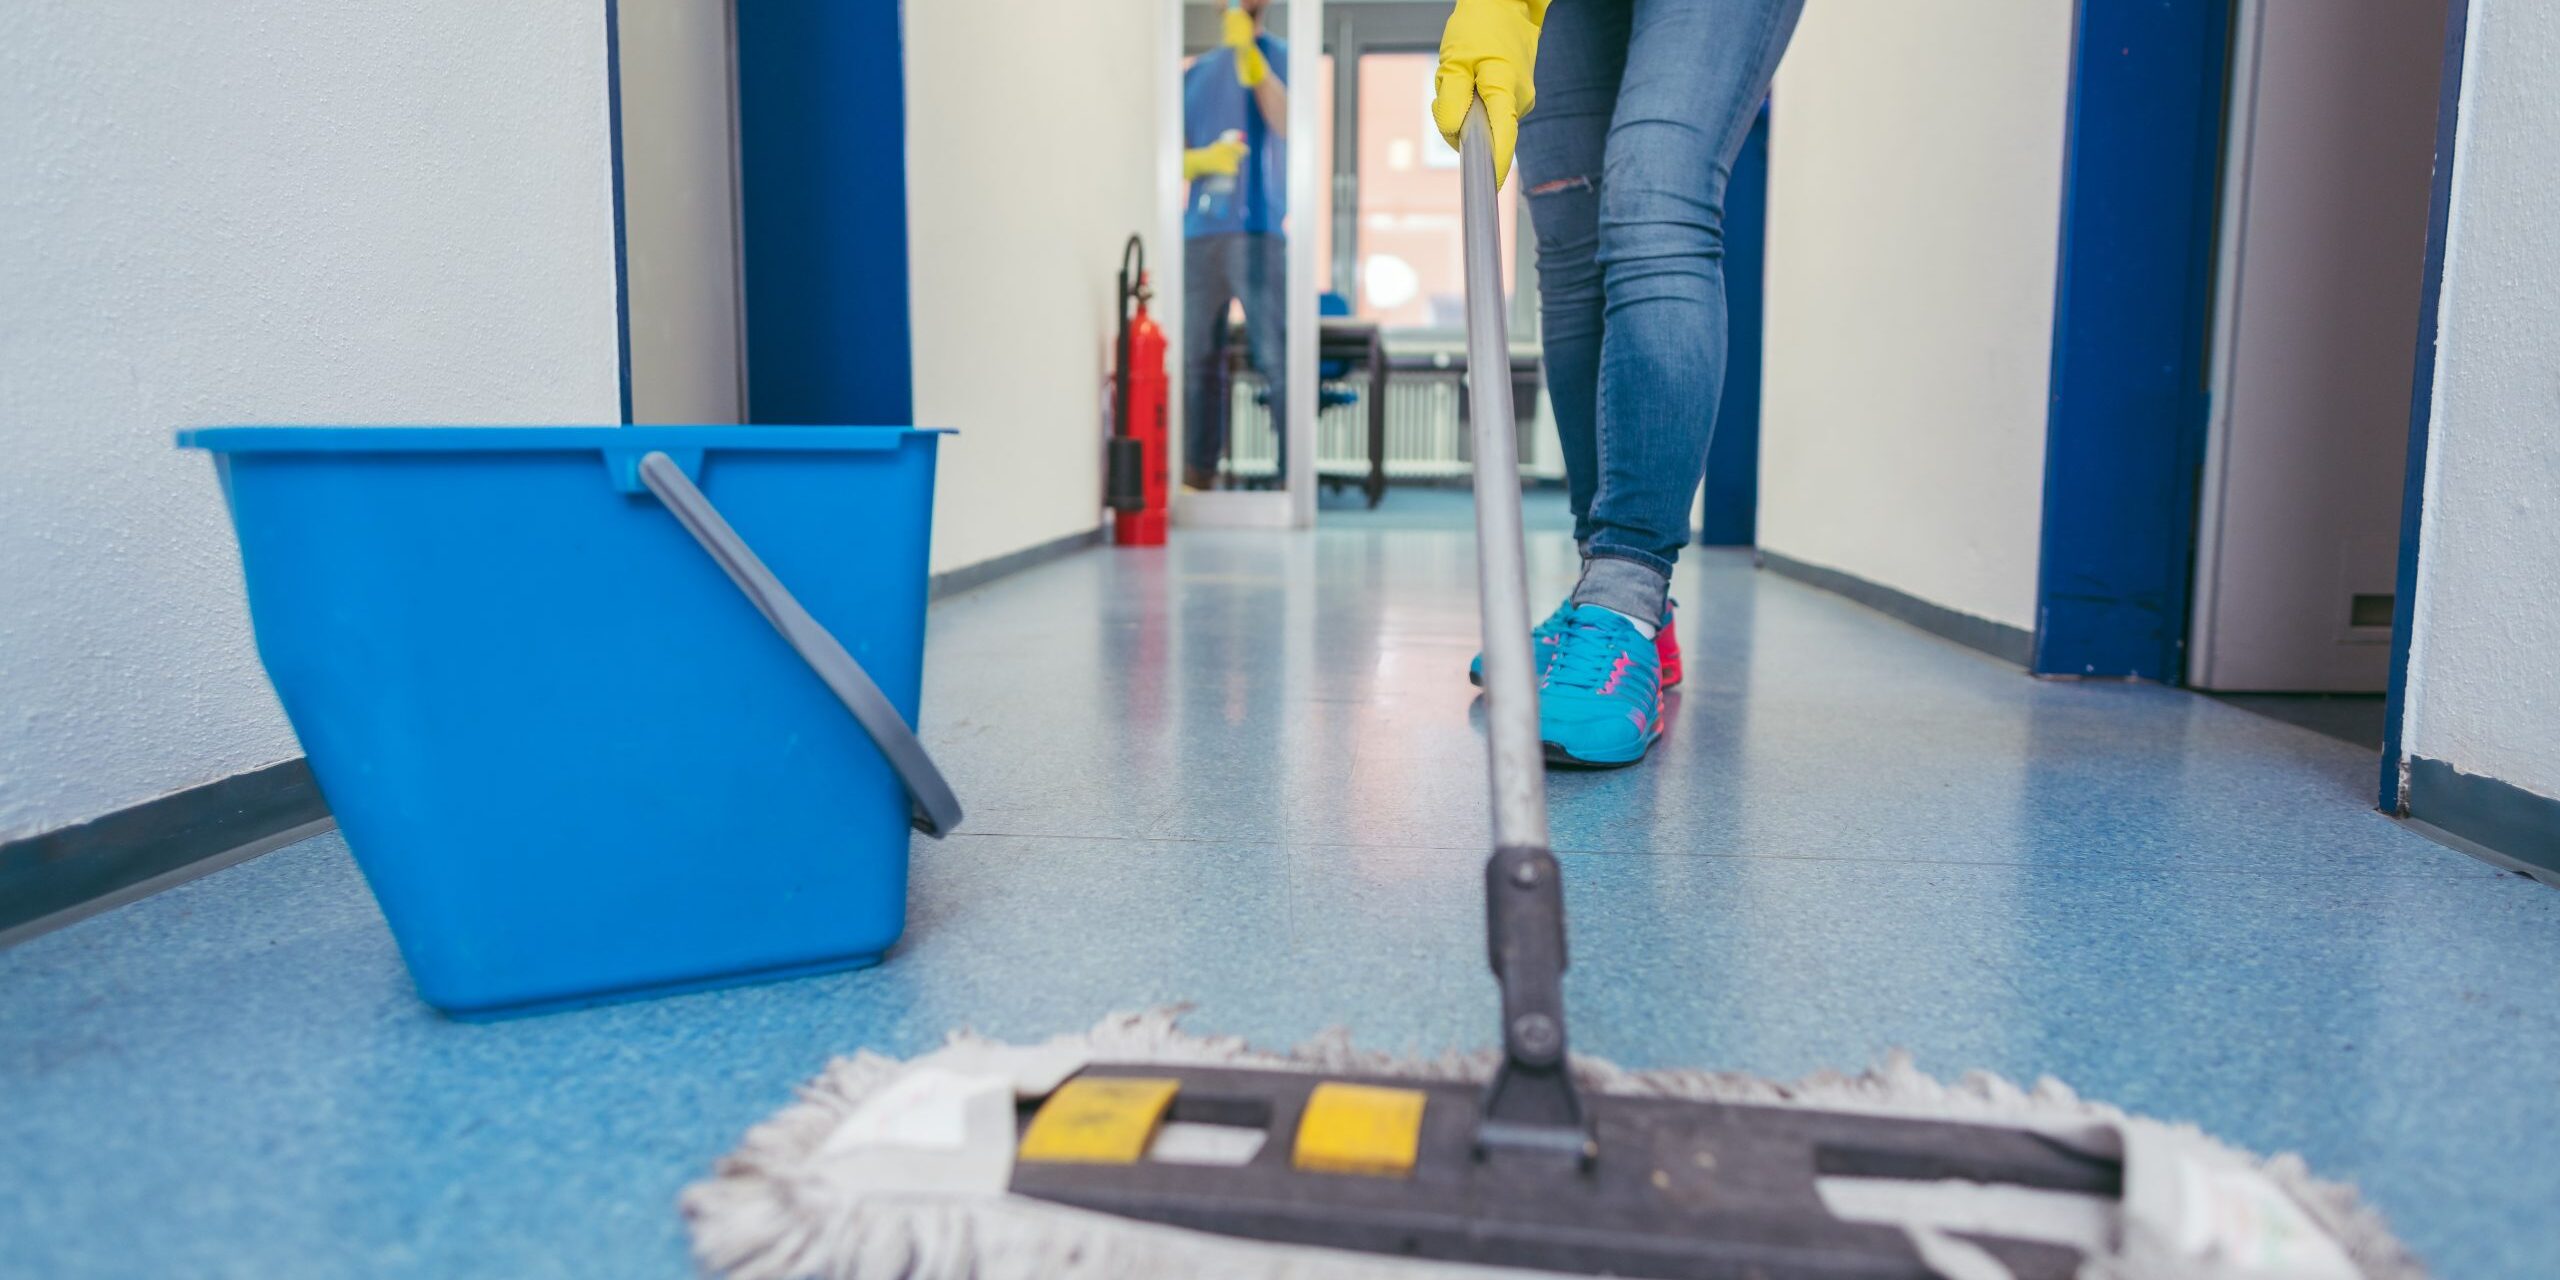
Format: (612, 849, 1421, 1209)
(1462, 98, 1590, 1162)
(1461, 100, 1550, 855)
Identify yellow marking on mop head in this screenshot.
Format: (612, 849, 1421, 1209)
(1017, 1077, 1181, 1165)
(1291, 1082, 1426, 1177)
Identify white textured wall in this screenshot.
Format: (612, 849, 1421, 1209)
(1756, 1, 2075, 632)
(0, 2, 622, 840)
(2403, 0, 2560, 799)
(903, 1, 1163, 573)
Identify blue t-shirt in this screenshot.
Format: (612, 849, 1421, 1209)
(1184, 38, 1288, 238)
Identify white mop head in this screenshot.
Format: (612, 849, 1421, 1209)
(684, 1010, 2424, 1280)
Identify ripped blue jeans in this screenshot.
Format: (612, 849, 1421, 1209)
(1518, 0, 1802, 621)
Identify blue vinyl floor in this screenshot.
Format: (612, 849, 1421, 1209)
(6, 490, 2559, 1278)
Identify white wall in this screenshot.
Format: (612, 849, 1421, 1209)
(2403, 0, 2560, 801)
(1755, 1, 2075, 633)
(904, 1, 1166, 574)
(0, 1, 622, 841)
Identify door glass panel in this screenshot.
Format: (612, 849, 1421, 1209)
(1175, 22, 1321, 494)
(1352, 53, 1517, 333)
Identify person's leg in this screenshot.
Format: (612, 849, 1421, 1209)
(1535, 0, 1801, 768)
(1514, 0, 1631, 544)
(1572, 0, 1803, 625)
(1183, 235, 1242, 487)
(1241, 231, 1288, 484)
(1464, 9, 1627, 694)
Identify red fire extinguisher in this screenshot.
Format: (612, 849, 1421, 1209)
(1107, 235, 1169, 546)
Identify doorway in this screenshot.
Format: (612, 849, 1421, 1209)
(1165, 0, 1325, 529)
(1191, 1, 1768, 543)
(2027, 0, 2450, 762)
(1308, 5, 1544, 515)
(2188, 0, 2450, 749)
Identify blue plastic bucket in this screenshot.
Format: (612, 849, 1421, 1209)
(180, 427, 958, 1016)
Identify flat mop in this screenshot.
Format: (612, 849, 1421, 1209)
(684, 104, 2423, 1280)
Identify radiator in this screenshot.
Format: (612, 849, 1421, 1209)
(1219, 372, 1561, 482)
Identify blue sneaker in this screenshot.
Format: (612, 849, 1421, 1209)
(1471, 599, 1681, 689)
(1536, 604, 1664, 768)
(1468, 600, 1572, 688)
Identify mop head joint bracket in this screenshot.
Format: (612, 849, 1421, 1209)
(1480, 843, 1594, 1166)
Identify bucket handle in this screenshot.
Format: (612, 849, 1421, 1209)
(638, 451, 963, 838)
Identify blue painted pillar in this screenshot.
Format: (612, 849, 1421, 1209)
(735, 0, 913, 425)
(2032, 0, 2233, 679)
(1699, 105, 1770, 548)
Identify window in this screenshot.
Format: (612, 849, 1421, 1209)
(1349, 54, 1519, 332)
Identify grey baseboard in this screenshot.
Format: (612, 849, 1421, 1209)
(2405, 756, 2559, 882)
(0, 759, 332, 945)
(931, 525, 1105, 600)
(1756, 549, 2036, 668)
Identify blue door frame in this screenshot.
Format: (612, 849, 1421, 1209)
(604, 0, 633, 424)
(2379, 0, 2472, 812)
(2031, 0, 2235, 680)
(1698, 105, 1770, 548)
(732, 0, 914, 426)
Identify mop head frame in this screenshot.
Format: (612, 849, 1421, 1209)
(685, 1010, 2423, 1280)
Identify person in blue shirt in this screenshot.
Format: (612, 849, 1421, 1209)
(1180, 0, 1290, 490)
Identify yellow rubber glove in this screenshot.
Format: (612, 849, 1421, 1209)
(1225, 4, 1269, 88)
(1431, 0, 1547, 187)
(1184, 134, 1248, 183)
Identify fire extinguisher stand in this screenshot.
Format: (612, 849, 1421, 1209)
(1106, 234, 1170, 546)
